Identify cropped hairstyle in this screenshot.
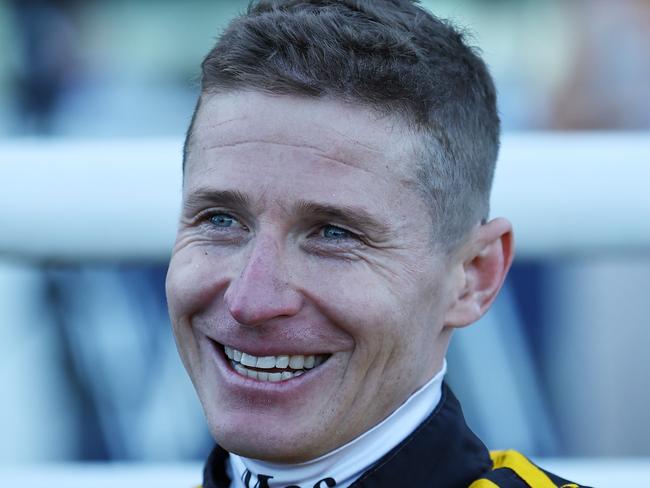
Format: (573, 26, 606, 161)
(184, 0, 500, 248)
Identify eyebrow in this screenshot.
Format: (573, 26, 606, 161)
(182, 189, 251, 215)
(294, 201, 392, 238)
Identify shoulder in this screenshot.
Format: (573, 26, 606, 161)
(469, 450, 592, 488)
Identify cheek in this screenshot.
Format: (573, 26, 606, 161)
(166, 248, 231, 378)
(306, 268, 409, 344)
(308, 261, 447, 353)
(166, 247, 232, 320)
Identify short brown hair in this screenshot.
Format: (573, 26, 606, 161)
(185, 0, 500, 247)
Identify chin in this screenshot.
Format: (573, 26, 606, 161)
(207, 414, 328, 463)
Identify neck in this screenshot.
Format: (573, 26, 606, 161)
(228, 360, 447, 488)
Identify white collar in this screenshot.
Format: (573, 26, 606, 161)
(228, 359, 447, 488)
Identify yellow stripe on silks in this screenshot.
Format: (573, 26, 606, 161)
(489, 450, 557, 488)
(468, 479, 500, 488)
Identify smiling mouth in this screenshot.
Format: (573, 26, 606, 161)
(222, 344, 330, 382)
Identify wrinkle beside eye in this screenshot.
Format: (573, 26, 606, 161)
(352, 243, 427, 281)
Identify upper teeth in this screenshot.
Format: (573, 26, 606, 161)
(224, 346, 323, 370)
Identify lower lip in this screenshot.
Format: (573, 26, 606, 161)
(206, 338, 330, 397)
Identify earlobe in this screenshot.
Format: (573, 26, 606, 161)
(444, 218, 514, 328)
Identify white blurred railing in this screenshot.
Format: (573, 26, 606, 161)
(1, 132, 649, 261)
(1, 459, 650, 488)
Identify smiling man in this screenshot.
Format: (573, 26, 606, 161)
(166, 1, 585, 487)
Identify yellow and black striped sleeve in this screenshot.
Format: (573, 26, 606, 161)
(469, 450, 589, 488)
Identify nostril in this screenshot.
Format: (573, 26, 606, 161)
(223, 281, 250, 323)
(224, 279, 303, 326)
(226, 299, 253, 325)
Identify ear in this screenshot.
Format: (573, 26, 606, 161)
(444, 218, 514, 328)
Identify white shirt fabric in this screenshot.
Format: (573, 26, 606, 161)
(228, 359, 447, 488)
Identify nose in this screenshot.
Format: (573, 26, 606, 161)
(224, 237, 303, 326)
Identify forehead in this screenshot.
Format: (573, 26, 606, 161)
(186, 91, 420, 186)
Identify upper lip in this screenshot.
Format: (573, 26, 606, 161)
(208, 337, 331, 357)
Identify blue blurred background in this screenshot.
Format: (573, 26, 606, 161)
(1, 0, 650, 468)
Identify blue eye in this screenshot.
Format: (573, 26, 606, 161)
(322, 225, 351, 239)
(209, 213, 236, 228)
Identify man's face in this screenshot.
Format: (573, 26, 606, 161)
(166, 92, 463, 462)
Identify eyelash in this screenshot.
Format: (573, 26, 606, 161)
(315, 224, 358, 241)
(208, 212, 242, 229)
(197, 211, 248, 233)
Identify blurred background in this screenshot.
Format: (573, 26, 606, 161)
(1, 0, 649, 477)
